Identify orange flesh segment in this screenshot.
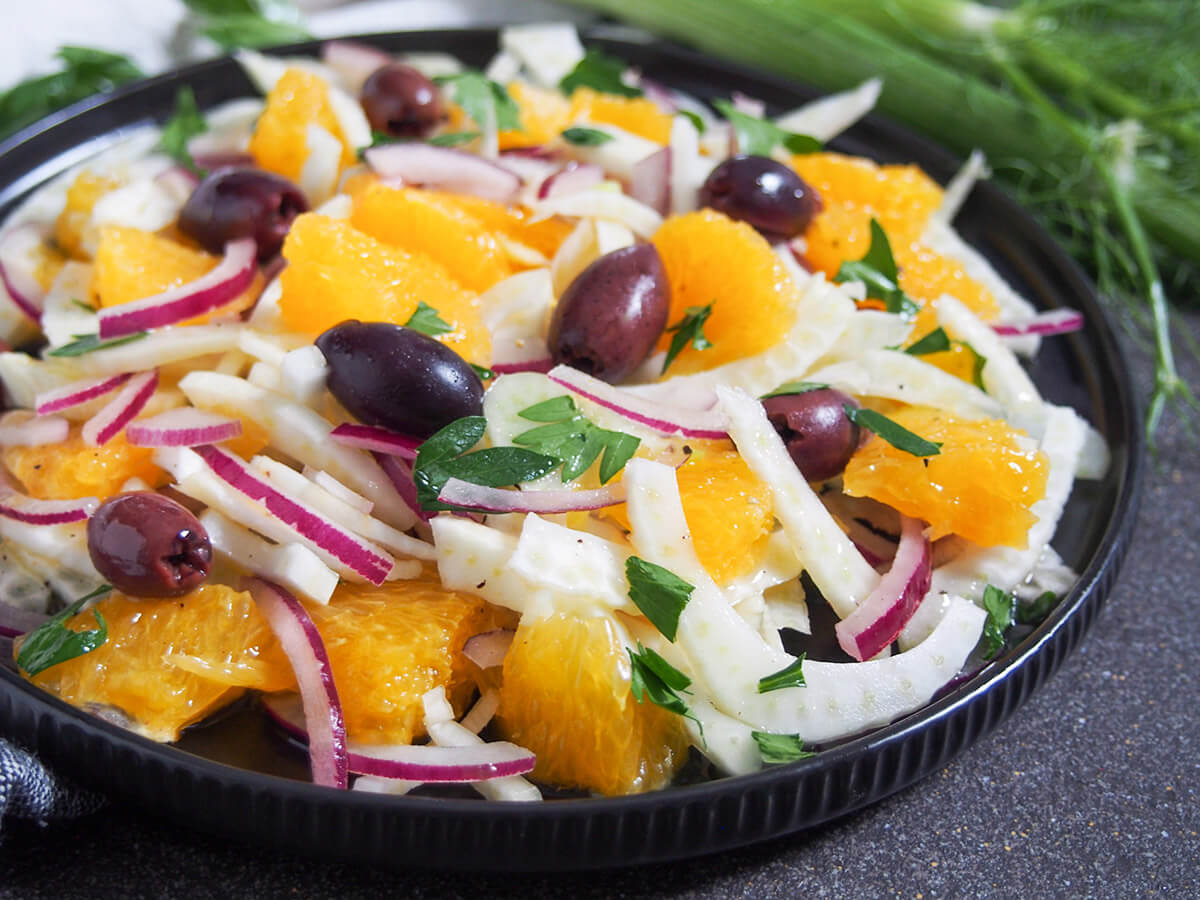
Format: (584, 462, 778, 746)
(55, 171, 121, 259)
(248, 67, 355, 182)
(3, 429, 166, 500)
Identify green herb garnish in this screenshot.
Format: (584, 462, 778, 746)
(624, 557, 693, 642)
(428, 131, 480, 147)
(752, 731, 817, 764)
(679, 110, 706, 135)
(403, 301, 453, 337)
(980, 584, 1017, 659)
(469, 363, 495, 381)
(48, 332, 149, 358)
(836, 219, 920, 318)
(628, 643, 699, 733)
(70, 299, 97, 313)
(16, 585, 112, 677)
(662, 303, 713, 374)
(561, 126, 614, 146)
(904, 327, 952, 356)
(158, 86, 207, 173)
(844, 404, 942, 457)
(964, 341, 988, 390)
(713, 99, 821, 156)
(1017, 590, 1058, 626)
(181, 0, 310, 50)
(434, 71, 521, 132)
(559, 50, 643, 98)
(756, 653, 807, 693)
(761, 381, 829, 399)
(513, 395, 640, 484)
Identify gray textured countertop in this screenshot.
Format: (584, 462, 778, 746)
(2, 317, 1196, 898)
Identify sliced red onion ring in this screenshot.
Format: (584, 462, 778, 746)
(329, 423, 420, 459)
(496, 152, 560, 186)
(0, 469, 98, 525)
(0, 600, 49, 638)
(991, 308, 1084, 337)
(630, 147, 671, 216)
(463, 629, 515, 669)
(537, 163, 604, 200)
(374, 452, 429, 523)
(97, 238, 256, 338)
(261, 693, 533, 781)
(125, 408, 243, 447)
(81, 370, 158, 447)
(0, 414, 69, 447)
(365, 144, 521, 204)
(437, 478, 625, 514)
(320, 40, 392, 91)
(245, 579, 348, 789)
(835, 515, 932, 662)
(0, 224, 48, 322)
(193, 444, 393, 585)
(639, 78, 678, 113)
(35, 373, 132, 415)
(547, 364, 728, 440)
(491, 359, 553, 375)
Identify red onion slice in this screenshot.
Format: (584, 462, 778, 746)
(0, 224, 48, 322)
(125, 408, 243, 447)
(193, 445, 393, 585)
(329, 423, 420, 460)
(0, 470, 98, 525)
(630, 147, 671, 216)
(35, 373, 132, 415)
(731, 91, 766, 118)
(245, 578, 348, 789)
(547, 365, 728, 440)
(81, 370, 158, 447)
(365, 144, 521, 204)
(537, 163, 604, 200)
(0, 600, 49, 638)
(463, 629, 515, 669)
(991, 308, 1084, 337)
(835, 515, 932, 662)
(374, 452, 430, 523)
(491, 359, 553, 375)
(437, 478, 625, 514)
(97, 238, 257, 338)
(0, 414, 69, 447)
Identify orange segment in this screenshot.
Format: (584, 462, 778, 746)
(306, 574, 504, 745)
(248, 67, 355, 182)
(4, 429, 166, 500)
(651, 209, 800, 373)
(568, 87, 672, 144)
(90, 225, 261, 321)
(351, 184, 513, 292)
(279, 214, 490, 365)
(27, 585, 293, 742)
(495, 613, 688, 795)
(842, 406, 1048, 548)
(500, 81, 572, 149)
(896, 242, 999, 321)
(54, 171, 121, 259)
(448, 193, 574, 261)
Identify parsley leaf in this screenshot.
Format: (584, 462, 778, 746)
(625, 557, 693, 642)
(628, 643, 698, 726)
(181, 0, 310, 50)
(844, 404, 942, 457)
(0, 47, 143, 140)
(756, 653, 807, 692)
(963, 341, 989, 390)
(561, 126, 614, 146)
(761, 380, 829, 399)
(752, 731, 817, 764)
(1017, 590, 1059, 625)
(403, 301, 453, 337)
(980, 583, 1017, 659)
(70, 299, 97, 313)
(48, 331, 148, 357)
(427, 131, 480, 147)
(513, 395, 640, 484)
(434, 71, 520, 132)
(559, 50, 642, 98)
(904, 327, 952, 356)
(158, 87, 207, 172)
(679, 110, 706, 135)
(712, 99, 821, 156)
(836, 219, 920, 318)
(469, 363, 495, 381)
(16, 585, 112, 677)
(662, 303, 713, 374)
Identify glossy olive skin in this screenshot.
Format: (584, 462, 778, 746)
(178, 167, 308, 261)
(87, 493, 212, 598)
(547, 244, 670, 383)
(698, 155, 822, 240)
(360, 63, 443, 138)
(316, 320, 484, 438)
(762, 388, 861, 482)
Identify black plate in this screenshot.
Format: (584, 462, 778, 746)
(0, 28, 1142, 871)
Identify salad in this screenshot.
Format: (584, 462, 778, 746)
(0, 24, 1109, 799)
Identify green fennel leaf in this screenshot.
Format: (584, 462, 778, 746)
(836, 219, 920, 318)
(1017, 590, 1058, 626)
(761, 380, 828, 399)
(844, 404, 942, 457)
(625, 557, 694, 642)
(756, 653, 807, 692)
(559, 50, 643, 98)
(16, 585, 113, 677)
(158, 87, 207, 171)
(514, 395, 640, 484)
(662, 303, 713, 374)
(561, 126, 614, 146)
(752, 731, 816, 764)
(48, 332, 148, 357)
(904, 327, 952, 356)
(980, 583, 1017, 659)
(434, 71, 521, 132)
(403, 301, 453, 337)
(713, 99, 821, 156)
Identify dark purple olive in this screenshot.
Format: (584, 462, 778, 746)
(178, 167, 308, 261)
(316, 320, 483, 438)
(87, 493, 212, 598)
(762, 388, 861, 482)
(360, 63, 443, 138)
(547, 244, 670, 383)
(698, 155, 822, 240)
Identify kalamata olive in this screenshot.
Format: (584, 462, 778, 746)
(87, 492, 212, 598)
(316, 320, 484, 438)
(762, 388, 861, 482)
(360, 63, 443, 138)
(178, 167, 308, 261)
(547, 244, 670, 383)
(698, 155, 822, 240)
